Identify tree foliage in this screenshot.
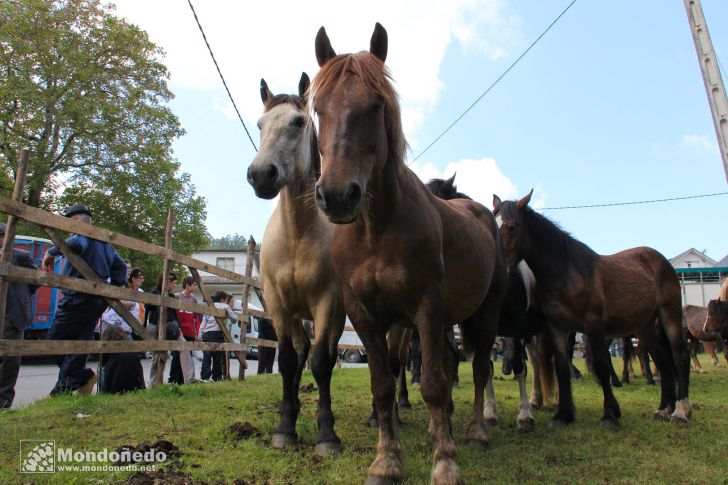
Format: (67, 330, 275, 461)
(0, 0, 209, 288)
(208, 233, 248, 250)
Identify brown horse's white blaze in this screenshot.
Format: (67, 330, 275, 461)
(246, 74, 346, 456)
(312, 24, 506, 485)
(493, 190, 691, 427)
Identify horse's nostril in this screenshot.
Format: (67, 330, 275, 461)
(246, 166, 254, 184)
(266, 164, 278, 181)
(346, 183, 362, 205)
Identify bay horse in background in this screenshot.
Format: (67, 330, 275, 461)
(428, 174, 541, 431)
(684, 304, 728, 370)
(312, 23, 507, 484)
(705, 297, 728, 344)
(493, 190, 690, 428)
(246, 74, 346, 456)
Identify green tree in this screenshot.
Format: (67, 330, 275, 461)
(0, 0, 209, 287)
(208, 233, 248, 250)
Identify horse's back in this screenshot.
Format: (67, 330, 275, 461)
(684, 305, 712, 340)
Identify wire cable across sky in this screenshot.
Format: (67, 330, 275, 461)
(187, 0, 258, 152)
(413, 0, 578, 162)
(537, 191, 728, 211)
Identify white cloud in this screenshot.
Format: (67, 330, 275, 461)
(111, 0, 520, 146)
(681, 134, 716, 153)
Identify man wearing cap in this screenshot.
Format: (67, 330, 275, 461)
(42, 204, 127, 396)
(0, 223, 38, 409)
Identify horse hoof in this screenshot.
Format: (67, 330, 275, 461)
(465, 438, 489, 451)
(517, 418, 535, 432)
(530, 399, 543, 410)
(612, 381, 622, 388)
(398, 399, 412, 409)
(315, 441, 343, 456)
(599, 418, 620, 429)
(271, 433, 297, 449)
(646, 380, 656, 386)
(670, 415, 689, 425)
(484, 418, 498, 427)
(366, 476, 396, 485)
(548, 418, 571, 428)
(652, 410, 670, 421)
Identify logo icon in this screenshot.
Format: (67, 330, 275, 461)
(20, 440, 55, 473)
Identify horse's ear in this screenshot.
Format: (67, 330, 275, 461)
(260, 78, 274, 105)
(492, 194, 502, 211)
(444, 172, 456, 188)
(370, 22, 388, 62)
(516, 189, 533, 212)
(316, 26, 336, 67)
(299, 72, 310, 101)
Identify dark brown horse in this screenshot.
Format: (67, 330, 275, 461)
(493, 191, 690, 427)
(312, 23, 506, 484)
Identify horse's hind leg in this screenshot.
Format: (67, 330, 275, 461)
(310, 299, 346, 455)
(638, 327, 677, 420)
(606, 342, 622, 388)
(515, 341, 535, 431)
(397, 327, 413, 410)
(658, 304, 691, 424)
(525, 338, 543, 409)
(688, 336, 706, 373)
(586, 332, 621, 428)
(704, 341, 719, 367)
(483, 359, 498, 426)
(271, 319, 311, 449)
(547, 328, 576, 427)
(621, 337, 632, 384)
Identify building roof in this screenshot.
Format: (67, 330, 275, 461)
(716, 254, 728, 267)
(669, 248, 718, 267)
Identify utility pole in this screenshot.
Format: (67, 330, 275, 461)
(683, 0, 728, 183)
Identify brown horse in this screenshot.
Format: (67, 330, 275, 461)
(493, 191, 690, 427)
(684, 305, 727, 370)
(312, 23, 506, 485)
(704, 298, 728, 347)
(246, 74, 346, 455)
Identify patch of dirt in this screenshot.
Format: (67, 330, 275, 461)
(115, 439, 181, 465)
(224, 422, 263, 441)
(299, 383, 317, 393)
(124, 461, 202, 485)
(231, 479, 272, 485)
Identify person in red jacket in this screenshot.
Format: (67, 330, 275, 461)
(169, 276, 202, 384)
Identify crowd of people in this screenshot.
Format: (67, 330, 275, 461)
(0, 203, 278, 409)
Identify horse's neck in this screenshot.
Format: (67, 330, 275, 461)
(359, 157, 409, 234)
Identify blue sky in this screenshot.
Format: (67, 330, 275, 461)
(114, 0, 727, 262)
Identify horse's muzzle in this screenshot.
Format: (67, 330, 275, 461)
(247, 164, 283, 199)
(315, 182, 363, 224)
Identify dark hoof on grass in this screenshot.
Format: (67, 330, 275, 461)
(314, 441, 343, 456)
(517, 418, 535, 432)
(271, 433, 298, 449)
(646, 380, 655, 386)
(484, 418, 498, 427)
(548, 418, 572, 428)
(670, 415, 689, 425)
(652, 410, 670, 421)
(465, 438, 489, 451)
(366, 476, 396, 485)
(612, 380, 622, 388)
(398, 399, 412, 409)
(599, 418, 620, 429)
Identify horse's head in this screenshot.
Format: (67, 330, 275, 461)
(311, 23, 405, 224)
(492, 190, 534, 270)
(247, 73, 316, 199)
(704, 298, 728, 343)
(426, 174, 459, 200)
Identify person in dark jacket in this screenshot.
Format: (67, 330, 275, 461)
(43, 204, 127, 396)
(257, 318, 277, 374)
(99, 324, 145, 394)
(0, 223, 38, 409)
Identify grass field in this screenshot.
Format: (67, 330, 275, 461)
(2, 355, 728, 484)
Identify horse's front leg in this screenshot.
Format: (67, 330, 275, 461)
(586, 331, 621, 428)
(513, 339, 535, 431)
(354, 318, 404, 485)
(310, 295, 346, 455)
(548, 328, 576, 427)
(525, 337, 543, 409)
(271, 316, 310, 449)
(419, 312, 463, 485)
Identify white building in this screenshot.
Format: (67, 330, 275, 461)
(191, 247, 265, 312)
(670, 248, 727, 307)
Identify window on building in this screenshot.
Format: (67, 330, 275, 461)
(216, 257, 235, 271)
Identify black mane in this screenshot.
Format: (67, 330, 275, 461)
(425, 178, 472, 200)
(500, 200, 598, 280)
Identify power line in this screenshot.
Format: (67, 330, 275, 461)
(537, 191, 728, 211)
(186, 0, 257, 152)
(413, 0, 577, 162)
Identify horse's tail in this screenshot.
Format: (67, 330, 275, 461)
(536, 332, 557, 403)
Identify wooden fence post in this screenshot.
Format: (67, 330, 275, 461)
(0, 149, 29, 339)
(154, 208, 175, 386)
(239, 236, 257, 380)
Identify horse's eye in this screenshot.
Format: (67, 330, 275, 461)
(291, 116, 305, 128)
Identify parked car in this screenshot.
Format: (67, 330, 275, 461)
(339, 322, 367, 363)
(229, 301, 265, 360)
